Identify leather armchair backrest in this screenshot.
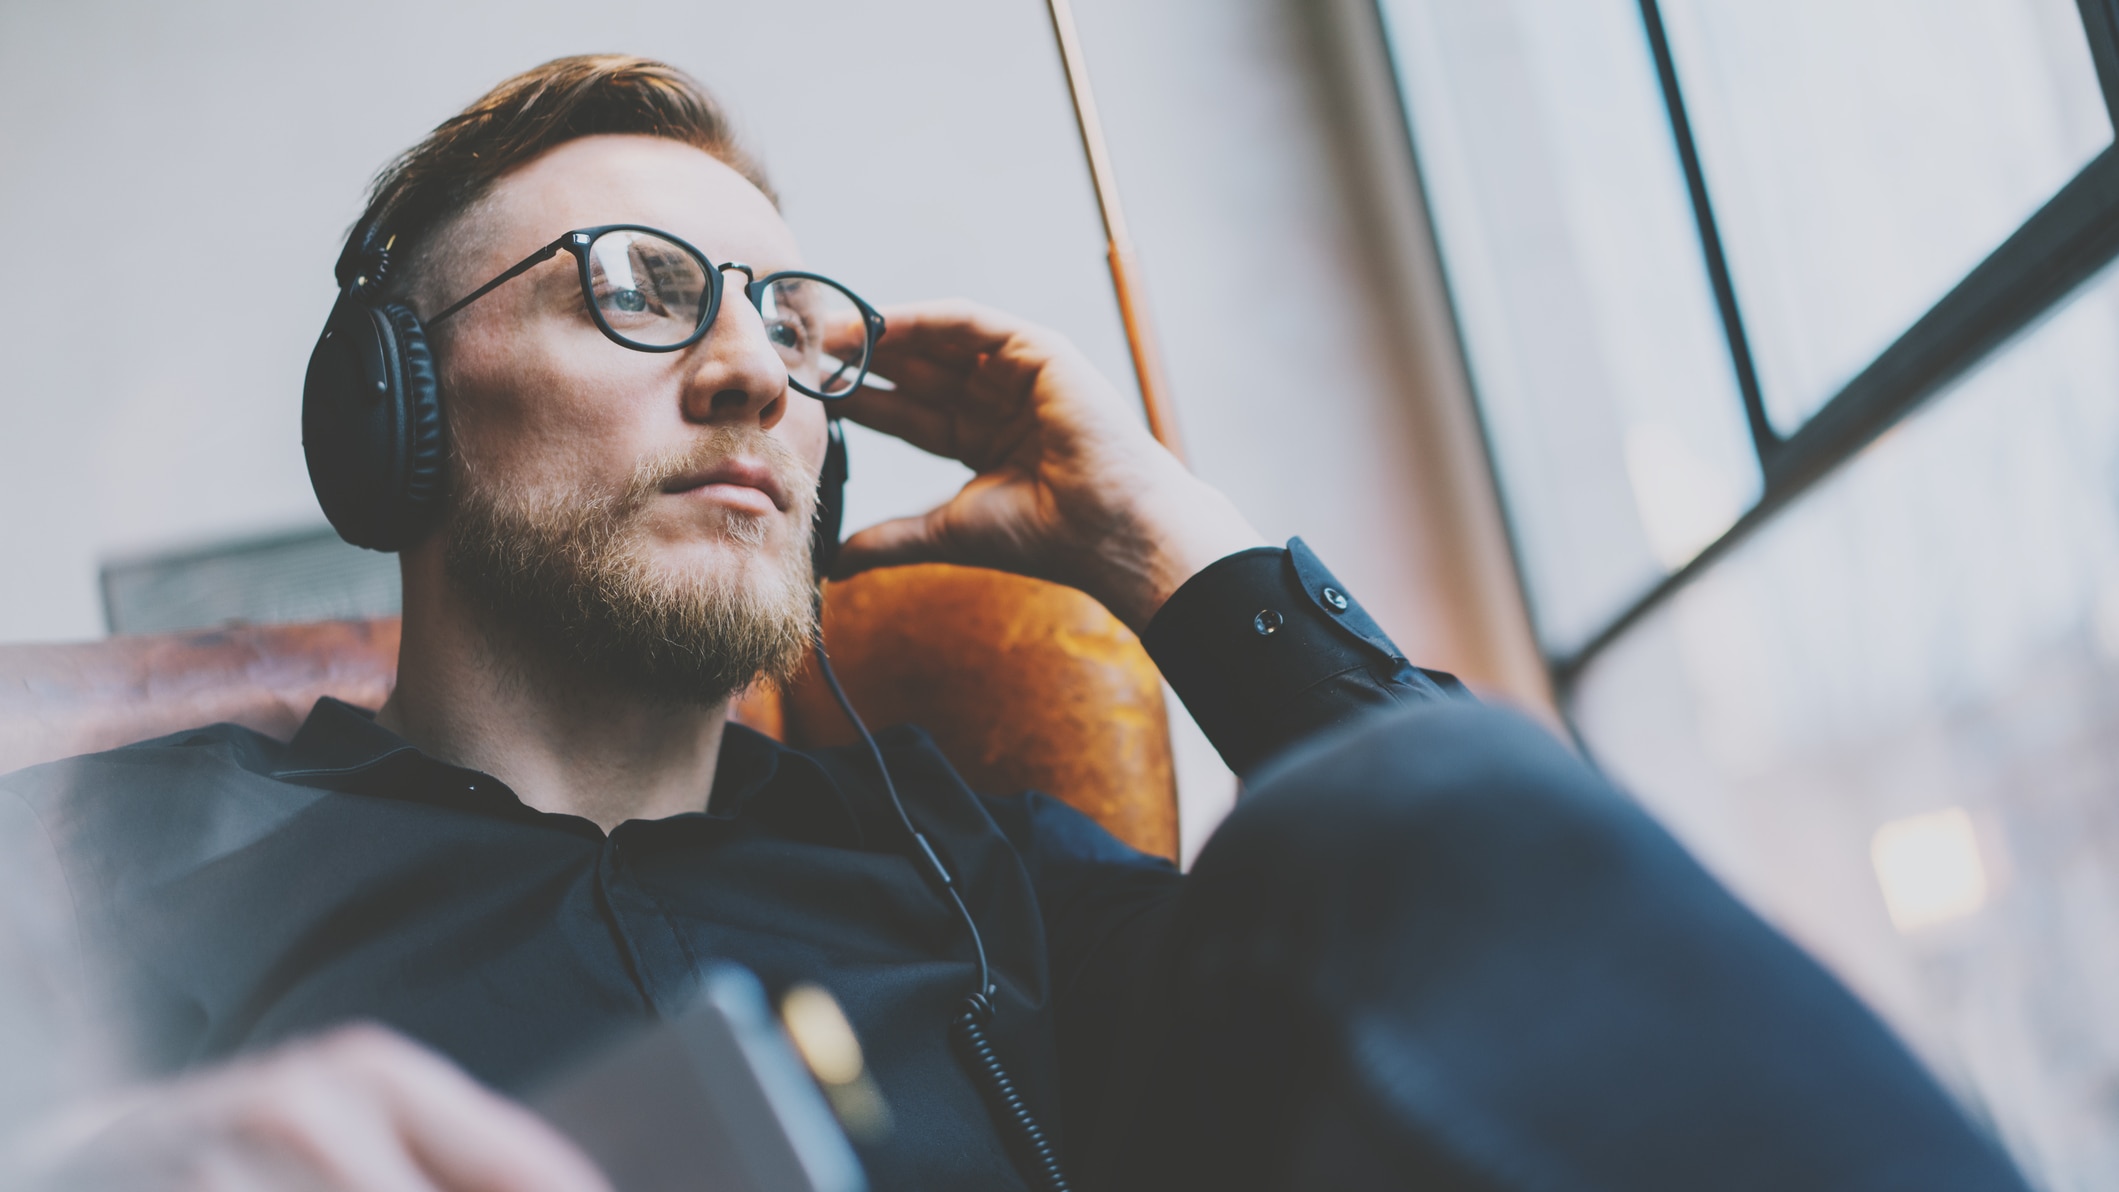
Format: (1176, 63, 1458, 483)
(0, 566, 1178, 860)
(782, 565, 1176, 859)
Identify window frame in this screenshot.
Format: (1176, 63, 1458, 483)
(1387, 0, 2119, 694)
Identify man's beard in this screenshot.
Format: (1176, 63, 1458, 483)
(443, 429, 819, 706)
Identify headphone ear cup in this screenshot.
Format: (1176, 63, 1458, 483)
(381, 301, 447, 526)
(812, 418, 848, 581)
(302, 296, 446, 552)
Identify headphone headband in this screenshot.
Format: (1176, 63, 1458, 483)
(333, 220, 395, 296)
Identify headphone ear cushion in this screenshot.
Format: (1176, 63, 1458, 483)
(301, 296, 447, 552)
(380, 302, 446, 521)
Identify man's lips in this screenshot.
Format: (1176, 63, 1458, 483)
(660, 458, 791, 514)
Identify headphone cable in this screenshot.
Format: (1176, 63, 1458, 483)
(810, 639, 1073, 1192)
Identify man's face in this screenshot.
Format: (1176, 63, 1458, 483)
(422, 134, 829, 701)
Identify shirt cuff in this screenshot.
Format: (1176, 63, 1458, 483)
(1141, 538, 1469, 777)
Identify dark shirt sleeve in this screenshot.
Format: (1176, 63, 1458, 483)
(1142, 537, 1470, 777)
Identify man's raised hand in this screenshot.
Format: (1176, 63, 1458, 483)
(832, 300, 1265, 632)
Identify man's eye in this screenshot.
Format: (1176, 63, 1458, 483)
(611, 289, 649, 313)
(767, 321, 803, 350)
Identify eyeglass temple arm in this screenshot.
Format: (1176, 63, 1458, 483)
(427, 235, 574, 326)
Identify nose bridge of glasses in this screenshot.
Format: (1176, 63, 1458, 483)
(693, 264, 795, 385)
(721, 262, 769, 317)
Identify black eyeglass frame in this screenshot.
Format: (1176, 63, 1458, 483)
(425, 223, 886, 401)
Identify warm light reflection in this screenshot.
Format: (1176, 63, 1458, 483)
(1871, 808, 1989, 932)
(781, 983, 892, 1142)
(781, 983, 864, 1086)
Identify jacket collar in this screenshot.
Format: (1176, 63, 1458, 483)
(268, 697, 861, 845)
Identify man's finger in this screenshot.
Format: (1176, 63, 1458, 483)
(831, 514, 953, 579)
(242, 1077, 445, 1192)
(862, 348, 976, 402)
(834, 382, 988, 460)
(872, 299, 1027, 358)
(866, 341, 1048, 421)
(837, 377, 1039, 473)
(325, 1027, 612, 1192)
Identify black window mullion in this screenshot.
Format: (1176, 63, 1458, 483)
(2075, 0, 2119, 125)
(1636, 0, 1781, 466)
(1555, 147, 2119, 695)
(1763, 146, 2119, 501)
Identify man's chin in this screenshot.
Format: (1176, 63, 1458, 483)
(647, 500, 802, 553)
(646, 531, 810, 587)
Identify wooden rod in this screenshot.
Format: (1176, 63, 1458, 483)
(1044, 0, 1187, 459)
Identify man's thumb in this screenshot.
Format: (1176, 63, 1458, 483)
(829, 512, 951, 580)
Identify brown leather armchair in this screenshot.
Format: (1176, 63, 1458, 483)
(0, 565, 1178, 859)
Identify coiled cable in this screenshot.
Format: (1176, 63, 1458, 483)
(812, 640, 1073, 1192)
(953, 986, 1072, 1192)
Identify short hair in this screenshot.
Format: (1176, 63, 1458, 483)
(349, 54, 773, 297)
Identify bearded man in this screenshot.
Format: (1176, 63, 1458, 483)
(0, 55, 2030, 1192)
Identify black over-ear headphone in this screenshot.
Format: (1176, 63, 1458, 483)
(302, 221, 849, 575)
(303, 226, 446, 553)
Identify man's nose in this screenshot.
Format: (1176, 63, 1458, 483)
(679, 273, 788, 429)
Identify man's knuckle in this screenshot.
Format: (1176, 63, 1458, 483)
(317, 1022, 413, 1069)
(227, 1072, 337, 1159)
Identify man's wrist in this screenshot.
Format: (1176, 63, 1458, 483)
(1094, 475, 1269, 634)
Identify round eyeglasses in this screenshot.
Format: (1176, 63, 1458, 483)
(426, 224, 885, 400)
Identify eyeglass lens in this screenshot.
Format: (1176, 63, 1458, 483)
(584, 229, 872, 397)
(754, 276, 871, 398)
(586, 230, 712, 349)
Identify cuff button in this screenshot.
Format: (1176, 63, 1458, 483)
(1253, 609, 1284, 636)
(1321, 587, 1349, 611)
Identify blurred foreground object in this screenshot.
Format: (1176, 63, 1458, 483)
(534, 966, 866, 1192)
(5, 1024, 613, 1192)
(781, 984, 892, 1144)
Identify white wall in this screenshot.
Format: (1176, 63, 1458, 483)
(0, 0, 1473, 859)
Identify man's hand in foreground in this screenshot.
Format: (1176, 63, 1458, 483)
(833, 300, 1267, 632)
(11, 1024, 610, 1192)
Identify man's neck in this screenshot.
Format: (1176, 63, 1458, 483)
(377, 570, 730, 835)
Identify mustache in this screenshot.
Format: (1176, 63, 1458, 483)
(620, 427, 817, 520)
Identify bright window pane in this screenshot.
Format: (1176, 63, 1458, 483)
(1573, 259, 2119, 1187)
(1661, 0, 2111, 434)
(1381, 0, 1763, 658)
